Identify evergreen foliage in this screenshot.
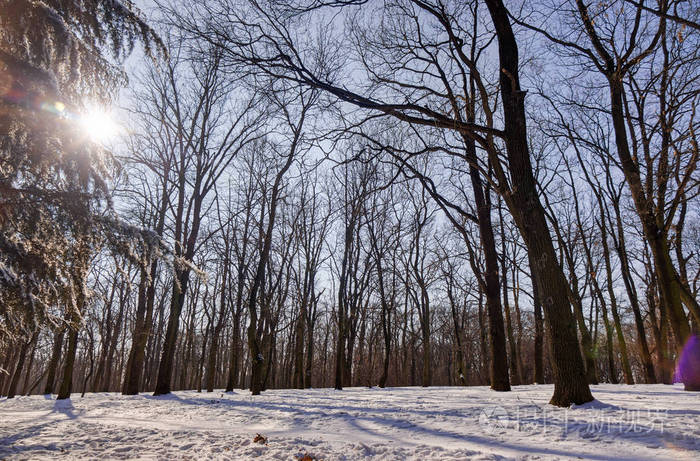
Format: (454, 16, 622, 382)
(0, 1, 160, 343)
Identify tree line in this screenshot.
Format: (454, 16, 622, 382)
(1, 0, 698, 408)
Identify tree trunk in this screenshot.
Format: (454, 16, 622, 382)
(446, 280, 466, 385)
(44, 328, 65, 394)
(305, 333, 315, 389)
(459, 131, 511, 391)
(484, 0, 593, 406)
(6, 336, 31, 398)
(571, 287, 599, 385)
(0, 346, 17, 396)
(21, 333, 39, 395)
(226, 311, 242, 391)
(226, 266, 246, 392)
(498, 218, 521, 387)
(477, 292, 490, 384)
(197, 324, 210, 393)
(421, 325, 431, 387)
(615, 227, 656, 383)
(56, 324, 79, 400)
(154, 270, 189, 395)
(597, 294, 618, 384)
(206, 265, 228, 393)
(502, 267, 521, 386)
(607, 75, 693, 387)
(293, 310, 305, 389)
(600, 221, 633, 384)
(101, 288, 126, 392)
(123, 261, 158, 395)
(531, 262, 544, 384)
(335, 226, 351, 391)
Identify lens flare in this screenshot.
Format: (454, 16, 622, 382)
(80, 107, 119, 143)
(675, 334, 700, 391)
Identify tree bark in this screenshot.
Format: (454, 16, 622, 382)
(6, 336, 31, 398)
(44, 328, 65, 395)
(56, 324, 79, 400)
(467, 146, 510, 391)
(123, 261, 158, 394)
(154, 270, 190, 395)
(484, 0, 593, 406)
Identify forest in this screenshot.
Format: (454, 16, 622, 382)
(1, 0, 699, 426)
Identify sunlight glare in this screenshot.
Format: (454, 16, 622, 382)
(80, 107, 120, 143)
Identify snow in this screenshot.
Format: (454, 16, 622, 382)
(1, 384, 699, 460)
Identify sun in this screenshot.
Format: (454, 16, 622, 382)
(79, 107, 120, 143)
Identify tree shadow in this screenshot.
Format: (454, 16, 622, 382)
(145, 392, 698, 458)
(0, 421, 62, 458)
(52, 399, 81, 419)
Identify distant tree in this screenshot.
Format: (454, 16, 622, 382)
(144, 42, 263, 396)
(177, 0, 593, 405)
(520, 0, 700, 390)
(246, 85, 316, 395)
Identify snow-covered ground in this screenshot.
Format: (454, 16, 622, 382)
(1, 384, 698, 460)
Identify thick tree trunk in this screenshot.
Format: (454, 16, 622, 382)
(123, 261, 158, 395)
(379, 337, 390, 388)
(658, 305, 674, 385)
(484, 0, 593, 406)
(44, 328, 65, 395)
(647, 274, 673, 384)
(56, 325, 79, 400)
(154, 271, 189, 395)
(248, 326, 264, 396)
